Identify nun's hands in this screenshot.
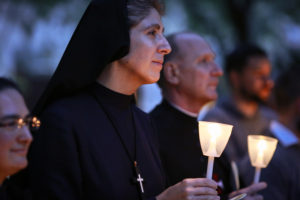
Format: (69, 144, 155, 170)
(156, 178, 220, 200)
(229, 182, 267, 200)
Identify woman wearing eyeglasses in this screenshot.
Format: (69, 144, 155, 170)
(0, 78, 33, 199)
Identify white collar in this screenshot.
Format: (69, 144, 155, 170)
(168, 101, 199, 118)
(270, 120, 299, 147)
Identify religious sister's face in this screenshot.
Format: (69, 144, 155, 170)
(119, 8, 171, 85)
(0, 89, 32, 179)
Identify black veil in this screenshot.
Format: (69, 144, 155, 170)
(33, 0, 130, 115)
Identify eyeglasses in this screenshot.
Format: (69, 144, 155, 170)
(0, 115, 41, 132)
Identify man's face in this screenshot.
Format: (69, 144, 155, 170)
(236, 57, 273, 103)
(0, 89, 32, 177)
(118, 8, 171, 85)
(176, 34, 223, 105)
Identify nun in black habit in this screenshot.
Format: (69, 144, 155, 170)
(26, 0, 220, 199)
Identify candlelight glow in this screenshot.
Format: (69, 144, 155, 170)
(206, 124, 221, 156)
(248, 135, 278, 168)
(198, 121, 233, 179)
(248, 135, 278, 183)
(199, 121, 233, 157)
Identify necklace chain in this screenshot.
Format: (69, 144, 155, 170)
(91, 91, 145, 199)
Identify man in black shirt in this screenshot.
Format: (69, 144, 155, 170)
(239, 65, 300, 200)
(150, 32, 267, 200)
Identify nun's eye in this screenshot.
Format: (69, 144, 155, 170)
(148, 30, 157, 36)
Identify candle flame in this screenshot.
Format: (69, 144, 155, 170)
(257, 140, 267, 152)
(208, 123, 221, 139)
(254, 139, 267, 167)
(206, 124, 222, 156)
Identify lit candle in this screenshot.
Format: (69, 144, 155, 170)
(198, 121, 233, 179)
(247, 135, 278, 184)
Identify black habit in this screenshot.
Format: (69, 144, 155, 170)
(27, 83, 165, 199)
(150, 100, 234, 200)
(0, 179, 31, 200)
(8, 0, 166, 199)
(0, 183, 8, 200)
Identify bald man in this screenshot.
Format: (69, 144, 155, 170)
(150, 32, 266, 200)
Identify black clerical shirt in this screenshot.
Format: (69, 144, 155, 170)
(150, 100, 234, 200)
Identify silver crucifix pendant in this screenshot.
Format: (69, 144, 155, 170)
(134, 161, 144, 194)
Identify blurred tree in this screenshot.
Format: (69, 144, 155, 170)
(163, 0, 300, 96)
(10, 0, 71, 17)
(165, 0, 300, 70)
(0, 0, 89, 109)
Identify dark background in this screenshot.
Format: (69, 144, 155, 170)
(1, 0, 300, 111)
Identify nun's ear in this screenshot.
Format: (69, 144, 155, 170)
(163, 61, 180, 85)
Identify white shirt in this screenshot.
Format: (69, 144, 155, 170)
(270, 120, 299, 147)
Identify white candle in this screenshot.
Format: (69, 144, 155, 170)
(253, 167, 261, 184)
(206, 156, 214, 179)
(248, 135, 278, 184)
(198, 121, 233, 180)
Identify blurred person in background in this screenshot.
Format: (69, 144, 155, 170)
(150, 32, 267, 200)
(0, 78, 35, 200)
(204, 44, 276, 162)
(240, 65, 300, 200)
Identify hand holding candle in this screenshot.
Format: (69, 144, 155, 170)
(198, 121, 233, 179)
(247, 135, 278, 183)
